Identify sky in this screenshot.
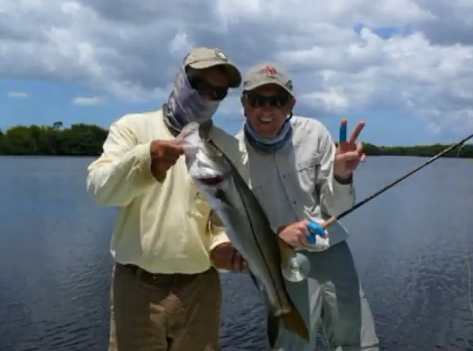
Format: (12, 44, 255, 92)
(0, 0, 472, 146)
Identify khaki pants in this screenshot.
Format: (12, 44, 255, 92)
(108, 263, 222, 351)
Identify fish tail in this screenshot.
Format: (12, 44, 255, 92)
(280, 308, 310, 341)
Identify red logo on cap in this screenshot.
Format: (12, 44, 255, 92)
(260, 65, 277, 77)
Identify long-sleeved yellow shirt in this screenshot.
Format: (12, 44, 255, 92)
(86, 109, 229, 274)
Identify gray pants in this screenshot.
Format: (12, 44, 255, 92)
(268, 241, 379, 351)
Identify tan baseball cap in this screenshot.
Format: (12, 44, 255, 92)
(183, 47, 242, 88)
(243, 62, 294, 96)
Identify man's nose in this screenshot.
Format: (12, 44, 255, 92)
(200, 91, 213, 100)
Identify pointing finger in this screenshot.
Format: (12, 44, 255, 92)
(349, 121, 365, 144)
(167, 143, 185, 154)
(161, 148, 184, 160)
(339, 118, 347, 143)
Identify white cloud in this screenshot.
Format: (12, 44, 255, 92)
(0, 0, 472, 132)
(72, 96, 104, 106)
(7, 91, 29, 98)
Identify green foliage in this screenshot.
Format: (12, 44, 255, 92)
(360, 142, 473, 158)
(0, 122, 472, 158)
(0, 122, 108, 156)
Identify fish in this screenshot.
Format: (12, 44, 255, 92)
(178, 122, 309, 343)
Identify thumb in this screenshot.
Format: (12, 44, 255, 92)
(177, 121, 200, 140)
(336, 150, 360, 162)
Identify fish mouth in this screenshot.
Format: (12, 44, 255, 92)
(197, 175, 225, 186)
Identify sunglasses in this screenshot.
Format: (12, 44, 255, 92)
(245, 92, 290, 108)
(188, 76, 228, 101)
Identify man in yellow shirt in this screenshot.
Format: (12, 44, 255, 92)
(86, 47, 246, 351)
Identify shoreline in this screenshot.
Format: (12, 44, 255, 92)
(1, 123, 472, 158)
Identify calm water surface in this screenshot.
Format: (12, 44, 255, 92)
(0, 156, 472, 351)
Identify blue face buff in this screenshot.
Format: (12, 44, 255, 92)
(243, 117, 293, 154)
(163, 67, 221, 134)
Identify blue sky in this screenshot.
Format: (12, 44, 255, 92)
(0, 78, 464, 147)
(1, 1, 472, 147)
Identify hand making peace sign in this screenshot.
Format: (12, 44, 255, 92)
(333, 118, 366, 179)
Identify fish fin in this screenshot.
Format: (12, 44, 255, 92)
(248, 271, 262, 290)
(276, 235, 295, 269)
(279, 307, 310, 341)
(249, 273, 282, 347)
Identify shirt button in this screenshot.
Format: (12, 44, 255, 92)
(293, 201, 297, 205)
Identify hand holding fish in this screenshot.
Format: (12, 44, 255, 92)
(150, 140, 185, 182)
(277, 220, 312, 248)
(334, 118, 366, 179)
(210, 242, 247, 272)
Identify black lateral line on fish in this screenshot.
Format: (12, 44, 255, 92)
(215, 189, 231, 206)
(207, 139, 285, 311)
(248, 271, 280, 347)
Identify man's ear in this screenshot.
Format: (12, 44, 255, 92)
(287, 97, 296, 111)
(240, 95, 247, 116)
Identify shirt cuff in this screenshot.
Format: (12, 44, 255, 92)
(334, 173, 352, 184)
(332, 174, 354, 197)
(209, 233, 230, 252)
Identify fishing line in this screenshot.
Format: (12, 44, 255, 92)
(318, 133, 473, 323)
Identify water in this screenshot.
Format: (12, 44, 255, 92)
(0, 156, 472, 351)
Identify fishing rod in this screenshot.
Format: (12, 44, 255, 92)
(310, 132, 473, 322)
(318, 132, 473, 229)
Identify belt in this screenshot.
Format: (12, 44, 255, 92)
(116, 262, 205, 285)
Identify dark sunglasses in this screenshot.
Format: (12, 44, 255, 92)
(245, 92, 290, 108)
(188, 76, 228, 101)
